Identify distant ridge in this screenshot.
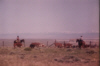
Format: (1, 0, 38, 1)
(0, 33, 99, 39)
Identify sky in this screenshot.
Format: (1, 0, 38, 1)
(0, 0, 99, 39)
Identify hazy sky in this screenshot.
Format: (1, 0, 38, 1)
(0, 0, 99, 37)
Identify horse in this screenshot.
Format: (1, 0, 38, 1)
(30, 42, 41, 48)
(76, 39, 85, 49)
(14, 39, 25, 48)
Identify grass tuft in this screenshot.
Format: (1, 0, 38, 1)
(24, 47, 32, 51)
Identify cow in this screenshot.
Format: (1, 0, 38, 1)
(39, 44, 46, 47)
(90, 44, 97, 48)
(72, 45, 79, 48)
(54, 43, 63, 48)
(63, 41, 72, 48)
(84, 44, 90, 48)
(30, 42, 41, 48)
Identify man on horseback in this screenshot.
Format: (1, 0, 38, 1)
(14, 36, 25, 48)
(76, 36, 85, 49)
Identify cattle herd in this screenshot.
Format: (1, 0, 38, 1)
(13, 39, 98, 49)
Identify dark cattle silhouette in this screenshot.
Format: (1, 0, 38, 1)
(90, 44, 97, 48)
(84, 44, 90, 48)
(89, 41, 97, 48)
(72, 45, 79, 48)
(30, 44, 35, 48)
(30, 42, 41, 48)
(84, 44, 97, 48)
(64, 41, 72, 48)
(14, 39, 25, 48)
(76, 39, 85, 49)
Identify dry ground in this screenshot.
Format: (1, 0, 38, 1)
(0, 47, 99, 66)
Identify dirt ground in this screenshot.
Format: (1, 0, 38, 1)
(0, 47, 99, 66)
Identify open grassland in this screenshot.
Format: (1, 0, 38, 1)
(0, 47, 99, 66)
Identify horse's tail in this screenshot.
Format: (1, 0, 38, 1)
(14, 40, 16, 43)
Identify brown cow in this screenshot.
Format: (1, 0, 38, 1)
(84, 44, 90, 48)
(54, 43, 63, 48)
(90, 44, 97, 48)
(30, 42, 41, 48)
(72, 45, 79, 48)
(64, 41, 72, 48)
(53, 40, 63, 48)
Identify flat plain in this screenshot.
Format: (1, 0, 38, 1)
(0, 39, 99, 66)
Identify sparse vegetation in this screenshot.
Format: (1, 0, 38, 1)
(0, 47, 99, 66)
(24, 47, 32, 51)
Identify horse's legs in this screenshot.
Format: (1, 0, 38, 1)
(79, 45, 81, 49)
(82, 44, 85, 48)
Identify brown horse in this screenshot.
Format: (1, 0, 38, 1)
(76, 39, 85, 49)
(30, 42, 41, 48)
(64, 41, 72, 48)
(14, 39, 25, 48)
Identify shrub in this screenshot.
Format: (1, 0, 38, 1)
(24, 47, 32, 51)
